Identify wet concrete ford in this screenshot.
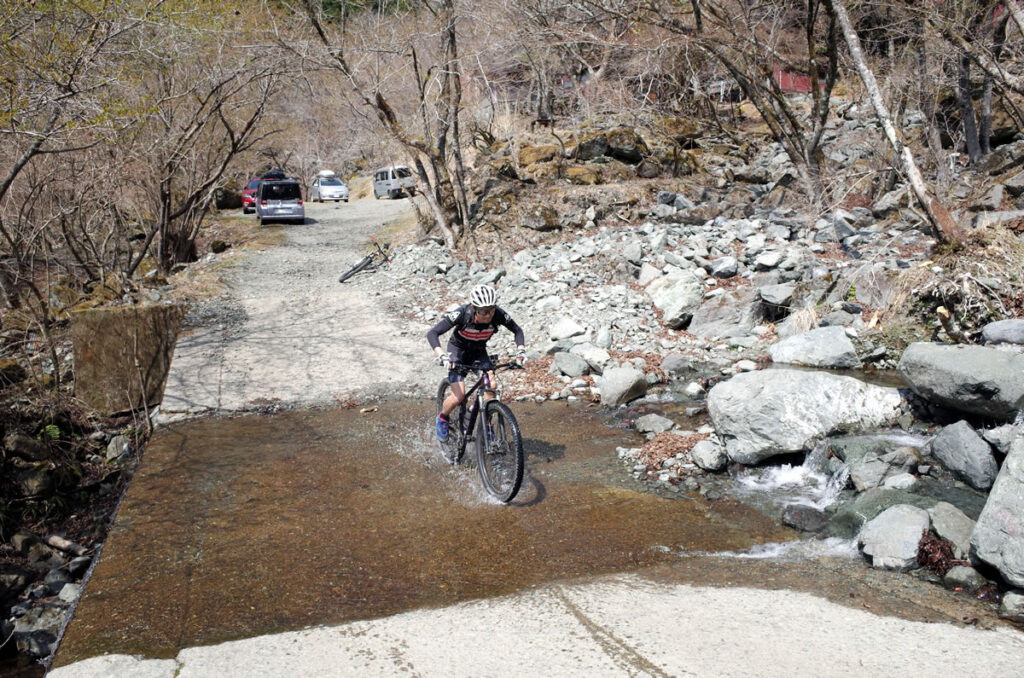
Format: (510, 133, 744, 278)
(55, 401, 800, 662)
(47, 201, 1024, 676)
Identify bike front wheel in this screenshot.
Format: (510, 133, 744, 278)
(476, 400, 524, 503)
(436, 380, 466, 464)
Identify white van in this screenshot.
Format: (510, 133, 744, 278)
(372, 165, 417, 200)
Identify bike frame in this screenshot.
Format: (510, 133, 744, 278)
(449, 359, 511, 454)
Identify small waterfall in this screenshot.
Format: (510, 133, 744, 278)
(729, 439, 849, 513)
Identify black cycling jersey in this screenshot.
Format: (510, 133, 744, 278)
(427, 304, 525, 354)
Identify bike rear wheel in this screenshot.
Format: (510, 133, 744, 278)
(338, 255, 373, 282)
(435, 380, 466, 464)
(476, 400, 524, 502)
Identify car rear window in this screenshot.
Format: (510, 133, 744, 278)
(246, 179, 260, 189)
(396, 167, 412, 178)
(262, 182, 301, 200)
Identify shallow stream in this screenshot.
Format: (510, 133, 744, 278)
(51, 399, 1009, 670)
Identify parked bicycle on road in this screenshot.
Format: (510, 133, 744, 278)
(435, 356, 525, 502)
(338, 238, 391, 283)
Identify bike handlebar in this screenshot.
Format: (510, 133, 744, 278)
(448, 356, 523, 372)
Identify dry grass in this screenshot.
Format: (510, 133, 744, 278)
(165, 214, 284, 306)
(875, 226, 1024, 348)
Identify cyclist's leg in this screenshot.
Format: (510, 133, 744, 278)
(440, 345, 471, 416)
(441, 378, 465, 416)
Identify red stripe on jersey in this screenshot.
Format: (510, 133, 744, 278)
(459, 328, 495, 341)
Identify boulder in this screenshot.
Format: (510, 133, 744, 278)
(706, 370, 904, 464)
(691, 439, 728, 471)
(827, 436, 923, 491)
(551, 352, 589, 378)
(782, 504, 829, 533)
(930, 421, 999, 491)
(828, 488, 936, 539)
(688, 287, 762, 340)
(897, 343, 1024, 422)
(971, 434, 1024, 587)
(605, 127, 648, 164)
(982, 319, 1024, 345)
(635, 413, 675, 434)
(858, 504, 931, 571)
(598, 367, 648, 406)
(944, 565, 989, 592)
(928, 502, 976, 559)
(646, 270, 704, 329)
(767, 326, 862, 369)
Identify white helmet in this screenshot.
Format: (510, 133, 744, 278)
(469, 284, 498, 307)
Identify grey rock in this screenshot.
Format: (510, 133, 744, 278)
(758, 283, 795, 308)
(690, 439, 728, 471)
(931, 421, 999, 491)
(897, 343, 1024, 422)
(646, 270, 704, 329)
(1000, 590, 1024, 620)
(660, 354, 695, 378)
(635, 413, 675, 434)
(971, 434, 1024, 587)
(767, 326, 862, 369)
(858, 504, 931, 571)
(828, 488, 937, 539)
(598, 367, 648, 406)
(707, 370, 904, 464)
(688, 287, 762, 340)
(782, 504, 829, 533)
(982, 424, 1021, 456)
(982, 319, 1024, 345)
(551, 352, 590, 378)
(927, 502, 976, 559)
(944, 565, 988, 592)
(710, 256, 738, 278)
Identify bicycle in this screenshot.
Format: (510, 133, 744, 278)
(435, 356, 525, 503)
(338, 238, 391, 283)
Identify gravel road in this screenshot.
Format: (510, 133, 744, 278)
(160, 199, 434, 419)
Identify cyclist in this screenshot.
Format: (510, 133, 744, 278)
(428, 284, 526, 441)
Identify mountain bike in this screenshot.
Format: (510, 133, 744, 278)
(338, 238, 391, 283)
(436, 356, 525, 503)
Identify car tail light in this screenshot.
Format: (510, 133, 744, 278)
(261, 200, 267, 206)
(297, 200, 303, 205)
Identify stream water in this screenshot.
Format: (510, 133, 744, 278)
(49, 398, 1010, 671)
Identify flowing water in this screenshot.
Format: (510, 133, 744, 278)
(49, 399, 1010, 670)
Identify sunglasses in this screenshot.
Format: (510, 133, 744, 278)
(473, 306, 496, 314)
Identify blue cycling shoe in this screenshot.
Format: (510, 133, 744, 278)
(435, 415, 449, 442)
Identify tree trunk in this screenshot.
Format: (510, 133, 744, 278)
(827, 0, 963, 247)
(959, 53, 983, 164)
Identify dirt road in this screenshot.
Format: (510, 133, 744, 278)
(160, 199, 433, 419)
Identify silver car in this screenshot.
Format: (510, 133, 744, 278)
(310, 173, 349, 202)
(256, 179, 305, 224)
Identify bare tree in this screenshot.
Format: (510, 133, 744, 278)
(599, 0, 840, 203)
(302, 0, 471, 247)
(826, 0, 964, 247)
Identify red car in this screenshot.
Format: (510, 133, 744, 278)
(242, 170, 288, 214)
(241, 178, 261, 213)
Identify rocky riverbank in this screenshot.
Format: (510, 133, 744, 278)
(347, 101, 1024, 627)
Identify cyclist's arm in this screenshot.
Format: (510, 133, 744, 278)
(427, 313, 457, 355)
(497, 310, 526, 351)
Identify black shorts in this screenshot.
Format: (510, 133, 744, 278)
(447, 345, 492, 383)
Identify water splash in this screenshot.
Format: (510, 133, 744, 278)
(729, 440, 847, 513)
(669, 537, 859, 561)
